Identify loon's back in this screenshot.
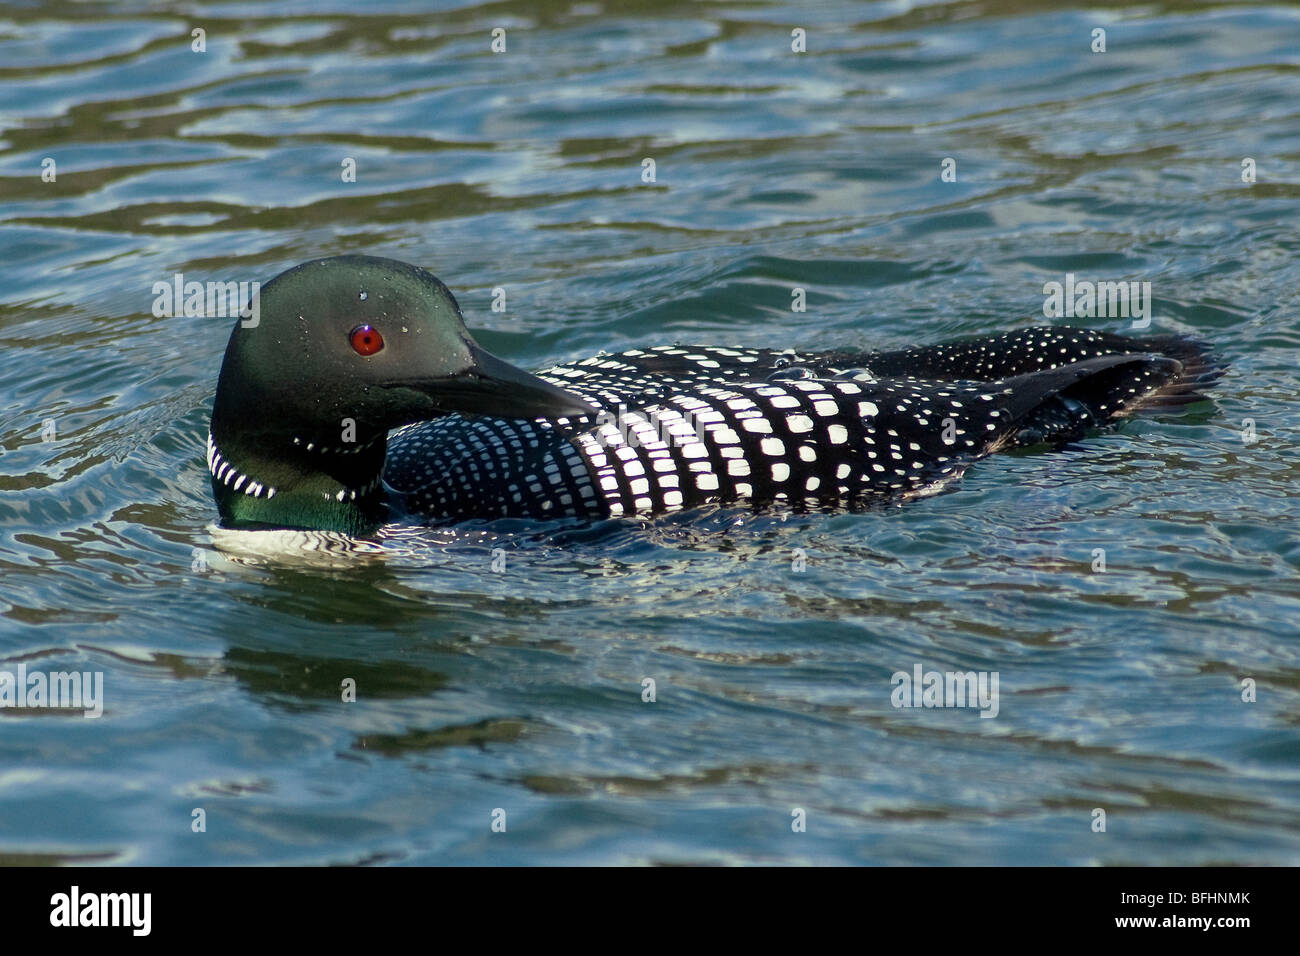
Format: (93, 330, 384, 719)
(383, 326, 1221, 522)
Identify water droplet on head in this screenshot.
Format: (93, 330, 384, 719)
(771, 348, 800, 370)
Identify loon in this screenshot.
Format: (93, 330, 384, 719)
(208, 255, 1220, 535)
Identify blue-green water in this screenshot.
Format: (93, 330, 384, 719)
(1, 0, 1298, 865)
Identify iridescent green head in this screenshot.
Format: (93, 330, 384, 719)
(209, 255, 591, 533)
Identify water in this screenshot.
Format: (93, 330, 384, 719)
(1, 0, 1298, 865)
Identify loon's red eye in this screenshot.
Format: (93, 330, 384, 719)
(349, 324, 383, 356)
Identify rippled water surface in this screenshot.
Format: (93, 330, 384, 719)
(2, 0, 1298, 865)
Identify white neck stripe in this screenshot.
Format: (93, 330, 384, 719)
(207, 433, 276, 500)
(207, 433, 382, 504)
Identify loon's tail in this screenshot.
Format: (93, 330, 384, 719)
(992, 335, 1223, 449)
(1113, 333, 1225, 414)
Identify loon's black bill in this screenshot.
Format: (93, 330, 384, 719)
(400, 344, 596, 420)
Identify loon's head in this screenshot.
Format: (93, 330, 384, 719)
(208, 254, 592, 533)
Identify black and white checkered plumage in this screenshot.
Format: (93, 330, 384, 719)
(384, 327, 1220, 522)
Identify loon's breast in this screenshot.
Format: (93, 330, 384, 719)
(381, 328, 1218, 523)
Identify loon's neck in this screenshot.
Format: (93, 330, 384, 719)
(206, 430, 389, 535)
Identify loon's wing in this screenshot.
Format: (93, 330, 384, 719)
(663, 355, 1195, 504)
(563, 354, 1205, 508)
